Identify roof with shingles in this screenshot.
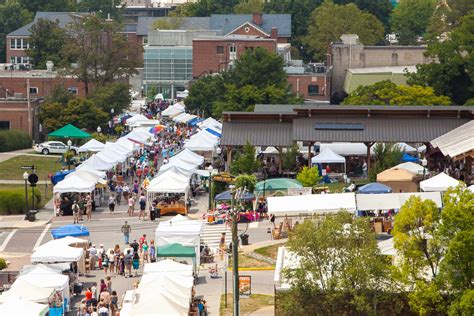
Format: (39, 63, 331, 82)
(7, 12, 87, 37)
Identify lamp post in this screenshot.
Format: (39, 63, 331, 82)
(23, 172, 29, 216)
(208, 165, 213, 211)
(97, 126, 102, 134)
(421, 157, 428, 180)
(110, 108, 115, 135)
(67, 139, 73, 170)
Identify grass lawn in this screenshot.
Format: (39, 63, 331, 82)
(0, 155, 63, 180)
(0, 184, 53, 209)
(229, 252, 275, 269)
(220, 294, 274, 316)
(254, 243, 285, 261)
(325, 178, 371, 193)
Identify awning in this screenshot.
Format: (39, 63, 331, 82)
(267, 193, 357, 216)
(51, 224, 90, 239)
(311, 148, 346, 164)
(48, 124, 91, 139)
(157, 243, 196, 258)
(431, 120, 474, 160)
(356, 192, 442, 211)
(78, 139, 105, 153)
(420, 172, 460, 192)
(358, 183, 392, 194)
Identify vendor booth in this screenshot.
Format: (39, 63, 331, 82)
(0, 278, 54, 303)
(255, 178, 303, 197)
(376, 168, 418, 192)
(267, 193, 357, 216)
(78, 139, 105, 153)
(157, 243, 196, 267)
(143, 259, 193, 277)
(358, 182, 392, 194)
(393, 162, 427, 175)
(170, 148, 205, 166)
(356, 192, 443, 211)
(0, 298, 48, 316)
(420, 172, 460, 192)
(155, 215, 203, 269)
(311, 148, 346, 174)
(51, 224, 90, 239)
(147, 173, 191, 215)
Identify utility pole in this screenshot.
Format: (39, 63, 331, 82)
(26, 78, 31, 137)
(230, 186, 240, 316)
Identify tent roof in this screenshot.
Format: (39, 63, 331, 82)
(51, 224, 90, 239)
(198, 117, 222, 129)
(377, 168, 415, 182)
(156, 165, 194, 178)
(358, 182, 392, 194)
(77, 153, 117, 171)
(31, 238, 84, 263)
(393, 162, 427, 175)
(431, 120, 474, 159)
(319, 142, 368, 156)
(267, 193, 357, 216)
(311, 148, 346, 164)
(469, 185, 474, 193)
(255, 178, 302, 191)
(159, 159, 197, 173)
(156, 216, 203, 236)
(420, 172, 460, 192)
(0, 278, 53, 303)
(143, 259, 193, 276)
(78, 138, 105, 153)
(18, 265, 69, 289)
(126, 114, 149, 124)
(157, 243, 196, 257)
(401, 152, 419, 163)
(162, 105, 185, 117)
(53, 173, 96, 193)
(184, 130, 219, 151)
(147, 176, 190, 193)
(0, 298, 48, 315)
(215, 190, 255, 201)
(48, 124, 91, 139)
(356, 191, 442, 211)
(170, 148, 205, 165)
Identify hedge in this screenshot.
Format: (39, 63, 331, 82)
(0, 129, 32, 152)
(0, 187, 41, 215)
(0, 258, 6, 270)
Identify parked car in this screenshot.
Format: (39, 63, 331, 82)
(34, 141, 78, 155)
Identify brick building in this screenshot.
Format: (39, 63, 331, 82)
(330, 34, 429, 102)
(0, 68, 87, 99)
(287, 72, 330, 102)
(192, 35, 277, 78)
(0, 97, 41, 140)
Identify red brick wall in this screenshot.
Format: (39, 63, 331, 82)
(0, 76, 87, 98)
(193, 39, 277, 78)
(5, 36, 29, 64)
(0, 99, 40, 135)
(228, 24, 288, 44)
(287, 74, 331, 101)
(125, 32, 143, 65)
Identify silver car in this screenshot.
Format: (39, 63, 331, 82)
(34, 141, 78, 155)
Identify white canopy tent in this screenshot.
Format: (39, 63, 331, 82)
(0, 298, 48, 316)
(139, 270, 194, 297)
(319, 143, 369, 156)
(143, 259, 193, 276)
(378, 238, 396, 256)
(147, 177, 190, 194)
(162, 105, 185, 117)
(0, 278, 54, 303)
(148, 171, 190, 189)
(64, 170, 106, 184)
(31, 238, 84, 263)
(430, 121, 474, 159)
(98, 145, 129, 164)
(267, 193, 357, 216)
(420, 172, 460, 192)
(469, 185, 474, 193)
(311, 148, 346, 173)
(173, 113, 198, 124)
(125, 128, 154, 144)
(159, 158, 198, 173)
(77, 153, 117, 171)
(78, 139, 105, 153)
(53, 173, 96, 193)
(156, 165, 194, 178)
(126, 114, 149, 125)
(393, 162, 427, 175)
(198, 117, 222, 130)
(155, 215, 203, 266)
(170, 148, 205, 166)
(184, 131, 219, 152)
(356, 192, 443, 211)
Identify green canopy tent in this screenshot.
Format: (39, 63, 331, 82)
(48, 124, 92, 139)
(157, 243, 196, 258)
(255, 178, 303, 198)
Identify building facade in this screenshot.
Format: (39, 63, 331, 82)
(330, 34, 429, 102)
(0, 97, 41, 140)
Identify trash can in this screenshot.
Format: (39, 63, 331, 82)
(240, 233, 249, 246)
(150, 208, 156, 221)
(156, 208, 161, 218)
(26, 210, 38, 222)
(73, 283, 83, 295)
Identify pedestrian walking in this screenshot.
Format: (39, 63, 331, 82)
(121, 221, 131, 244)
(132, 251, 140, 277)
(72, 200, 80, 224)
(138, 193, 146, 220)
(128, 196, 134, 216)
(108, 195, 116, 214)
(149, 240, 156, 262)
(110, 291, 118, 316)
(219, 232, 226, 261)
(115, 184, 123, 205)
(106, 276, 112, 294)
(123, 183, 130, 203)
(86, 196, 92, 221)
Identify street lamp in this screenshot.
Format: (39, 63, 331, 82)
(23, 172, 29, 216)
(421, 157, 428, 179)
(207, 165, 214, 211)
(97, 126, 102, 134)
(67, 139, 72, 170)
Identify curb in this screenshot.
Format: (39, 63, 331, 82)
(227, 267, 275, 271)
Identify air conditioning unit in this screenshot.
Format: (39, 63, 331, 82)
(14, 93, 24, 98)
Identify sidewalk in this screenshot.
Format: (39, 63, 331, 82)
(0, 197, 54, 229)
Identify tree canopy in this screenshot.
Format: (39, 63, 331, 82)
(304, 0, 385, 61)
(408, 12, 474, 105)
(26, 18, 68, 69)
(342, 80, 452, 105)
(230, 141, 261, 175)
(296, 166, 321, 187)
(186, 47, 300, 117)
(0, 1, 32, 62)
(390, 0, 436, 45)
(62, 15, 140, 95)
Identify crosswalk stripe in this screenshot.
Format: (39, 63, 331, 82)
(199, 221, 231, 250)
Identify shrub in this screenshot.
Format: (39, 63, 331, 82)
(0, 130, 32, 152)
(0, 187, 41, 215)
(0, 258, 7, 270)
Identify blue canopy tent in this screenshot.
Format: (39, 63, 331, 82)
(188, 117, 204, 126)
(358, 183, 392, 194)
(51, 224, 90, 239)
(215, 190, 255, 201)
(401, 153, 419, 163)
(205, 128, 221, 138)
(51, 169, 75, 185)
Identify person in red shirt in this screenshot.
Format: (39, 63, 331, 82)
(139, 234, 147, 254)
(85, 287, 93, 306)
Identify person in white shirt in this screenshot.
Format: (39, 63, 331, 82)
(88, 244, 98, 270)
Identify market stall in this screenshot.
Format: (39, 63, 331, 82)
(377, 168, 418, 192)
(143, 259, 193, 277)
(357, 183, 392, 194)
(0, 279, 54, 303)
(51, 224, 90, 239)
(392, 162, 427, 175)
(156, 243, 196, 268)
(255, 178, 303, 197)
(267, 193, 357, 216)
(147, 172, 191, 215)
(0, 298, 48, 316)
(311, 148, 347, 174)
(78, 139, 105, 153)
(420, 172, 460, 192)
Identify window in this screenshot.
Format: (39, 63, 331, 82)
(29, 87, 38, 95)
(229, 45, 236, 53)
(0, 121, 10, 130)
(143, 36, 148, 44)
(9, 38, 28, 50)
(308, 85, 319, 96)
(22, 39, 28, 49)
(10, 39, 15, 49)
(68, 87, 78, 95)
(216, 45, 224, 54)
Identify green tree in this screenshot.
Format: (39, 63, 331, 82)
(39, 97, 108, 132)
(230, 141, 261, 175)
(234, 0, 264, 14)
(45, 85, 75, 106)
(89, 83, 131, 115)
(391, 0, 436, 44)
(152, 16, 184, 30)
(234, 174, 257, 192)
(187, 47, 300, 117)
(26, 18, 68, 69)
(427, 0, 474, 38)
(281, 144, 300, 171)
(282, 212, 391, 314)
(408, 12, 474, 105)
(369, 142, 403, 181)
(296, 166, 321, 187)
(63, 15, 140, 95)
(181, 0, 239, 16)
(19, 0, 77, 12)
(392, 196, 446, 314)
(0, 1, 32, 62)
(342, 80, 452, 105)
(304, 0, 385, 61)
(334, 0, 393, 31)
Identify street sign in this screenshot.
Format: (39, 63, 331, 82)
(28, 173, 39, 185)
(21, 165, 36, 170)
(238, 275, 251, 297)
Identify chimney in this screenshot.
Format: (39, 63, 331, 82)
(252, 13, 263, 26)
(270, 27, 278, 39)
(46, 61, 54, 72)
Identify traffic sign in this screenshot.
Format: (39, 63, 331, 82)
(21, 165, 36, 170)
(28, 173, 39, 185)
